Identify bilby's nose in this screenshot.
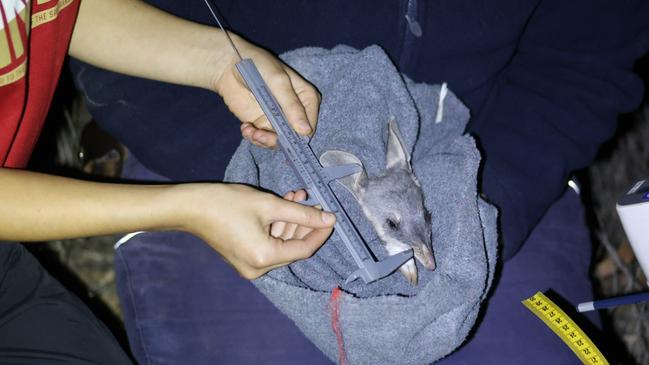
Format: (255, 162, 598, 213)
(413, 243, 436, 271)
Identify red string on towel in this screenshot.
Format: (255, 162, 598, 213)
(329, 286, 348, 365)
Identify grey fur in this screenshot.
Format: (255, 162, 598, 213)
(320, 118, 435, 285)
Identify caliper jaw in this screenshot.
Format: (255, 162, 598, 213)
(344, 249, 413, 284)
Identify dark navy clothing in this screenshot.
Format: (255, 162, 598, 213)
(0, 243, 132, 364)
(70, 0, 649, 259)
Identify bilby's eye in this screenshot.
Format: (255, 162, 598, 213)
(386, 218, 400, 230)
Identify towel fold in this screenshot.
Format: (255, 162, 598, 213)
(224, 45, 498, 364)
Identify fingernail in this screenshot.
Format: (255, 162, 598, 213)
(299, 120, 312, 134)
(322, 212, 336, 224)
(256, 135, 267, 144)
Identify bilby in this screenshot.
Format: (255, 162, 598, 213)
(320, 118, 436, 285)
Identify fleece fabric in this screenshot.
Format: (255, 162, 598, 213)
(224, 45, 498, 364)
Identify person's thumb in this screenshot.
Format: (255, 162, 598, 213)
(267, 71, 312, 136)
(269, 200, 336, 228)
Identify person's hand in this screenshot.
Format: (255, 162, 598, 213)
(269, 189, 321, 240)
(179, 184, 335, 279)
(212, 35, 320, 148)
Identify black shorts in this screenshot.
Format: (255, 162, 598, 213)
(0, 243, 132, 364)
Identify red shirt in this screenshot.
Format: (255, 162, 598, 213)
(0, 0, 79, 168)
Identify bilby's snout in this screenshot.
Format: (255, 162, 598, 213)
(319, 117, 437, 286)
(413, 242, 436, 271)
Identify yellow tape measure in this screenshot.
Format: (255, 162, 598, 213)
(522, 292, 608, 365)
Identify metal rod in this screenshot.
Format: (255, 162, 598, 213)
(202, 0, 243, 61)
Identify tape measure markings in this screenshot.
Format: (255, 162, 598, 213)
(522, 291, 608, 365)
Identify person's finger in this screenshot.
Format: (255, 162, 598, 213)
(248, 114, 277, 148)
(241, 127, 274, 148)
(280, 222, 299, 240)
(265, 197, 336, 228)
(286, 68, 320, 132)
(251, 128, 277, 147)
(246, 138, 265, 148)
(266, 72, 312, 136)
(270, 191, 294, 237)
(266, 226, 334, 266)
(241, 124, 260, 145)
(283, 189, 308, 239)
(292, 224, 314, 240)
(240, 123, 254, 139)
(240, 123, 261, 145)
(278, 225, 293, 240)
(251, 113, 273, 132)
(293, 189, 307, 202)
(278, 190, 307, 239)
(270, 220, 287, 238)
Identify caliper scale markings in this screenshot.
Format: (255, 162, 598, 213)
(523, 292, 608, 364)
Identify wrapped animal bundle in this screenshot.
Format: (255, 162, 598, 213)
(225, 45, 498, 365)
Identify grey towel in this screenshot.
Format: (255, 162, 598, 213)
(224, 45, 498, 365)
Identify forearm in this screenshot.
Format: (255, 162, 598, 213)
(0, 168, 187, 241)
(0, 167, 335, 278)
(69, 0, 238, 90)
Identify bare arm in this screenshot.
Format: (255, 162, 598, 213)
(0, 168, 335, 279)
(69, 0, 320, 147)
(0, 168, 176, 241)
(69, 0, 225, 90)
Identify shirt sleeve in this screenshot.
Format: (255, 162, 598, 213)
(469, 0, 649, 260)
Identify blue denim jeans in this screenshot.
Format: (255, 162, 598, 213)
(116, 157, 602, 364)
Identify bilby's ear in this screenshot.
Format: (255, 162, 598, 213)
(386, 117, 411, 171)
(320, 150, 367, 199)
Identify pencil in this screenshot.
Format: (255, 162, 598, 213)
(577, 291, 649, 312)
